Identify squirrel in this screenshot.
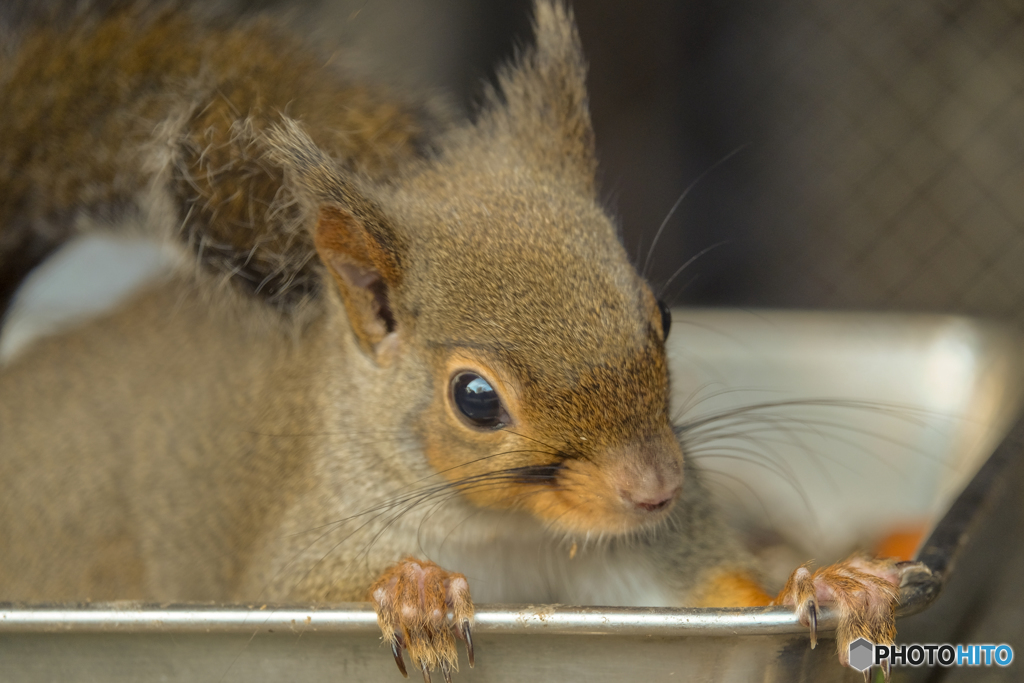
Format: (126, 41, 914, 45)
(0, 1, 921, 680)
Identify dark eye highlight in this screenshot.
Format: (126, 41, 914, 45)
(657, 299, 672, 340)
(451, 372, 508, 429)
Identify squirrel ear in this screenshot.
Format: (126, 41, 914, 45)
(266, 119, 405, 358)
(486, 0, 597, 193)
(314, 203, 403, 356)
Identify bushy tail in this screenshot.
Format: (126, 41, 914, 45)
(0, 4, 438, 318)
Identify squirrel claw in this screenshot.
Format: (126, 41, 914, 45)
(391, 636, 409, 678)
(862, 661, 891, 683)
(457, 618, 475, 667)
(805, 598, 818, 649)
(371, 557, 475, 681)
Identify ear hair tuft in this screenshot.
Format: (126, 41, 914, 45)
(482, 0, 597, 193)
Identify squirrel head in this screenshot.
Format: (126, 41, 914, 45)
(271, 1, 682, 538)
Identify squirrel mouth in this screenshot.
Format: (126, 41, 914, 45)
(505, 463, 563, 485)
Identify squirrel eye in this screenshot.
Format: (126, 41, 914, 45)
(657, 299, 672, 340)
(451, 372, 508, 429)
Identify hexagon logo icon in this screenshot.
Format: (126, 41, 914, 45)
(848, 638, 875, 672)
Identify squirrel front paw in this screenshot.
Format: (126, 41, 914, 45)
(370, 557, 475, 682)
(774, 555, 927, 681)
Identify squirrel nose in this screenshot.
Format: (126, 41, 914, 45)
(609, 441, 684, 515)
(625, 489, 679, 513)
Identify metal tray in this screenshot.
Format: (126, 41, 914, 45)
(3, 252, 1023, 682)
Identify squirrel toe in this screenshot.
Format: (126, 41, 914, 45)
(371, 557, 475, 680)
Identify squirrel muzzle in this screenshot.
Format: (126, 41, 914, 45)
(605, 439, 684, 515)
(525, 432, 684, 535)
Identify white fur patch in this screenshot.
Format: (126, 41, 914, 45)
(421, 511, 674, 607)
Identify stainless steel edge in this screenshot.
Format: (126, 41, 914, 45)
(0, 603, 837, 636)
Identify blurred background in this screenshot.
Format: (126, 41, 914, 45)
(288, 0, 1024, 325)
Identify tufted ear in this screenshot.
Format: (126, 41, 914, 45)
(267, 119, 405, 359)
(483, 0, 597, 194)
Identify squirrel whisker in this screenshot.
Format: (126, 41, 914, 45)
(641, 144, 747, 281)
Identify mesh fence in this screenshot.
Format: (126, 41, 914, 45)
(696, 0, 1024, 324)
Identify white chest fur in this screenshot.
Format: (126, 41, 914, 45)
(420, 512, 675, 607)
